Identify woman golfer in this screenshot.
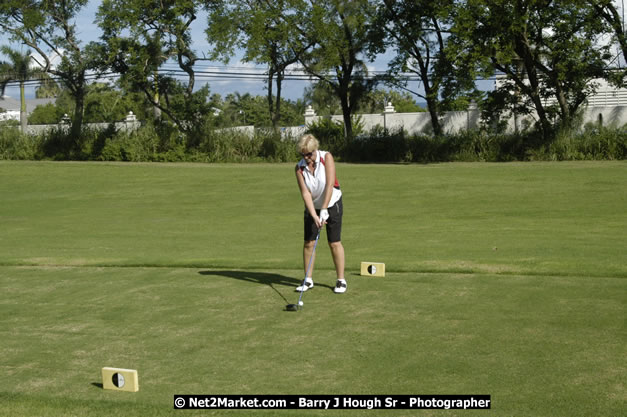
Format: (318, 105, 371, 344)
(295, 134, 347, 294)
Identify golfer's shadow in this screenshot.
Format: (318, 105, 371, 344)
(198, 270, 333, 303)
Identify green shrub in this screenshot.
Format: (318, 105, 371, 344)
(406, 134, 450, 163)
(527, 124, 626, 161)
(305, 117, 346, 157)
(39, 126, 75, 160)
(1, 118, 624, 163)
(100, 126, 160, 162)
(576, 124, 626, 160)
(0, 125, 41, 160)
(196, 128, 261, 162)
(344, 126, 410, 162)
(447, 130, 528, 162)
(258, 130, 299, 162)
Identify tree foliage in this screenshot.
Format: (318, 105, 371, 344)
(0, 0, 103, 141)
(0, 46, 49, 131)
(213, 92, 305, 128)
(0, 0, 625, 147)
(359, 88, 425, 113)
(295, 0, 377, 140)
(305, 82, 424, 115)
(589, 0, 627, 87)
(370, 0, 477, 135)
(454, 0, 612, 140)
(96, 0, 210, 131)
(206, 0, 307, 131)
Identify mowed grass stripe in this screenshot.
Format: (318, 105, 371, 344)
(1, 161, 625, 277)
(0, 266, 625, 417)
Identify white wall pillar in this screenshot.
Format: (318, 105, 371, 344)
(304, 105, 316, 126)
(383, 102, 395, 130)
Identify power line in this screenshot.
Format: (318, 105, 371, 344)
(0, 64, 504, 90)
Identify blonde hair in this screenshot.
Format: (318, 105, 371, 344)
(298, 134, 319, 154)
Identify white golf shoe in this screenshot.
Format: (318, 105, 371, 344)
(333, 279, 347, 294)
(296, 277, 314, 292)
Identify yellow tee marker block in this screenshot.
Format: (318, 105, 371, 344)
(361, 262, 385, 277)
(102, 367, 139, 392)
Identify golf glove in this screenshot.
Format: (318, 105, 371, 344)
(319, 208, 329, 224)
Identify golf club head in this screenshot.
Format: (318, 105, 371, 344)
(285, 304, 300, 312)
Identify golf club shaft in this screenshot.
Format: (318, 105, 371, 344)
(297, 228, 321, 305)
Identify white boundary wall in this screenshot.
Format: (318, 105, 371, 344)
(7, 106, 626, 137)
(304, 105, 627, 135)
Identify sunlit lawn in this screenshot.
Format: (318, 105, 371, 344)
(0, 160, 625, 417)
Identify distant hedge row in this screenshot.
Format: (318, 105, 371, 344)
(1, 121, 625, 163)
(308, 119, 627, 162)
(343, 125, 627, 162)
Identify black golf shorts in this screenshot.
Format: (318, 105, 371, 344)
(304, 197, 343, 243)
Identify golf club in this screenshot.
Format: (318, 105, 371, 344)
(286, 227, 321, 311)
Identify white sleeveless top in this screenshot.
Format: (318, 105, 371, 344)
(297, 150, 342, 209)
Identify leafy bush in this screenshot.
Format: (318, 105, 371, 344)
(39, 126, 76, 160)
(305, 117, 346, 157)
(196, 127, 260, 162)
(0, 125, 41, 160)
(575, 124, 626, 160)
(527, 124, 627, 161)
(100, 126, 160, 162)
(345, 126, 410, 162)
(409, 134, 458, 163)
(446, 130, 530, 162)
(343, 124, 626, 163)
(258, 130, 299, 162)
(1, 119, 624, 162)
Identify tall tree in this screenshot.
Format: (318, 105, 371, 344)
(589, 0, 627, 86)
(0, 46, 48, 132)
(206, 0, 309, 131)
(295, 0, 377, 140)
(455, 0, 611, 140)
(370, 0, 477, 136)
(0, 0, 102, 141)
(96, 0, 209, 131)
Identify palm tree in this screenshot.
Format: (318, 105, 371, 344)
(0, 46, 49, 132)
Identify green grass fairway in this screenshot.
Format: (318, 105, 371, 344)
(1, 161, 625, 417)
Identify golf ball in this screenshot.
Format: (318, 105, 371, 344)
(298, 301, 304, 306)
